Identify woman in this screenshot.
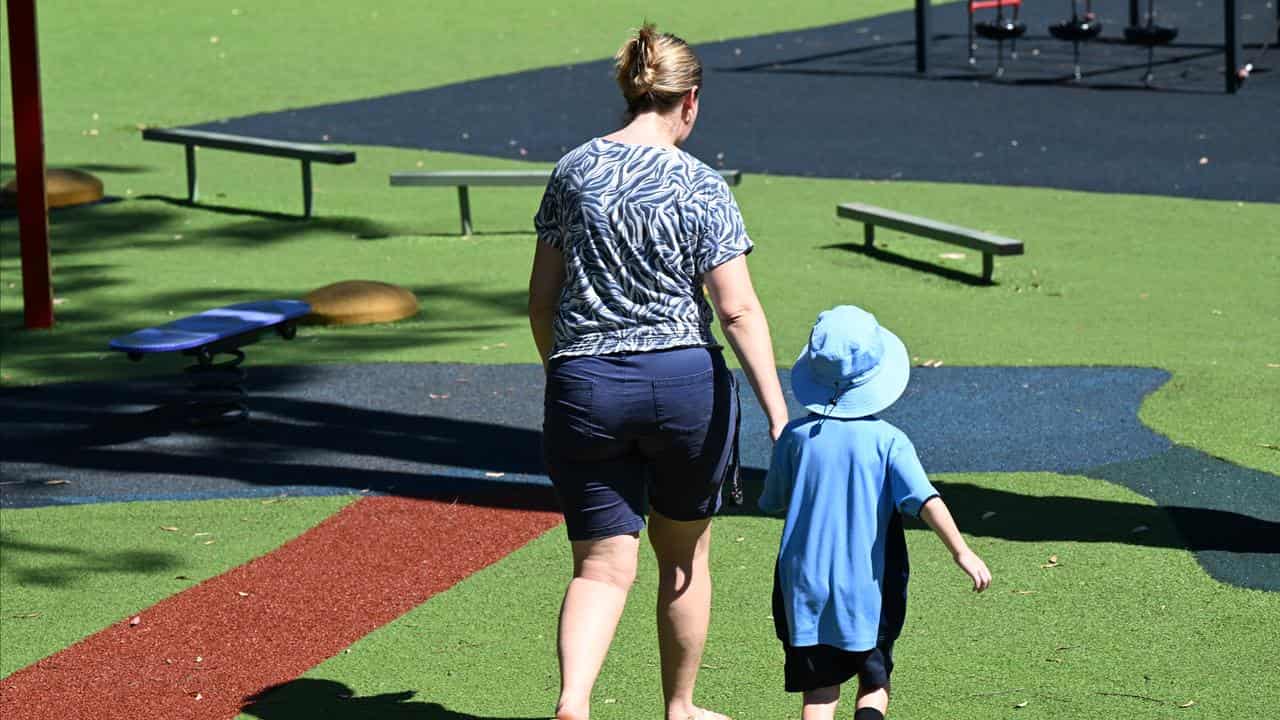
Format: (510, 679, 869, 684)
(528, 24, 789, 720)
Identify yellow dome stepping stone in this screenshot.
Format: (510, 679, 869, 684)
(303, 280, 419, 325)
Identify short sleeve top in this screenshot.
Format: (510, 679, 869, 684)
(534, 138, 753, 359)
(759, 415, 940, 651)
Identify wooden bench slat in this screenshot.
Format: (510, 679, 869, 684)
(390, 168, 742, 187)
(142, 128, 356, 164)
(837, 202, 1024, 256)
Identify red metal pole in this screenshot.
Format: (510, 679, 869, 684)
(6, 0, 54, 328)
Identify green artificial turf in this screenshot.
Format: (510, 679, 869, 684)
(0, 495, 354, 676)
(2, 161, 1276, 473)
(1, 0, 1277, 705)
(2, 2, 1277, 476)
(236, 473, 1279, 720)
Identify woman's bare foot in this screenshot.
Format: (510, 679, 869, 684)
(555, 701, 588, 720)
(669, 705, 731, 720)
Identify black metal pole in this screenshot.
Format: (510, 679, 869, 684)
(915, 0, 931, 73)
(1224, 0, 1240, 93)
(1128, 0, 1139, 28)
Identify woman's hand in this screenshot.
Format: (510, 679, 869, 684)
(769, 421, 786, 443)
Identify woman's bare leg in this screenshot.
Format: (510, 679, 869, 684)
(647, 510, 729, 720)
(556, 533, 640, 720)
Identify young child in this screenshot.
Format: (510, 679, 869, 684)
(760, 305, 992, 720)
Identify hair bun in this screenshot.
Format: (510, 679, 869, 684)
(613, 23, 702, 115)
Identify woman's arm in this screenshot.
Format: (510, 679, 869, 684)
(703, 255, 789, 441)
(528, 241, 566, 371)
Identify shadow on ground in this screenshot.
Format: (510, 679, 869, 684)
(2, 363, 1276, 589)
(242, 679, 544, 720)
(0, 533, 180, 588)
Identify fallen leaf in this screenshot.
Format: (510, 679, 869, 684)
(1013, 590, 1035, 595)
(1259, 443, 1279, 451)
(1179, 700, 1197, 708)
(735, 536, 745, 542)
(1014, 700, 1029, 708)
(237, 591, 250, 597)
(160, 526, 180, 532)
(1041, 554, 1061, 569)
(12, 612, 42, 619)
(43, 479, 69, 485)
(603, 699, 617, 704)
(192, 532, 211, 537)
(1266, 363, 1280, 369)
(202, 540, 216, 545)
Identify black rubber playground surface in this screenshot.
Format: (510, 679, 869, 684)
(3, 363, 1277, 591)
(194, 0, 1280, 202)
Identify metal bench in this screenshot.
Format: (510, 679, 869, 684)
(836, 202, 1024, 282)
(109, 300, 310, 424)
(141, 128, 356, 217)
(391, 169, 744, 235)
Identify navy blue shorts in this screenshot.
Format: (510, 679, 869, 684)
(542, 346, 740, 541)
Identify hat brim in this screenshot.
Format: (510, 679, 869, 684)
(790, 327, 910, 419)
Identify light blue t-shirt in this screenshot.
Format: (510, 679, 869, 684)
(760, 414, 939, 651)
(534, 138, 753, 359)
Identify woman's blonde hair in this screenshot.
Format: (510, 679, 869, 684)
(614, 23, 702, 116)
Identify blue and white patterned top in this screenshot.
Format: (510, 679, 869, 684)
(535, 138, 753, 359)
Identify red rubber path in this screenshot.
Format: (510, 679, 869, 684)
(0, 495, 562, 720)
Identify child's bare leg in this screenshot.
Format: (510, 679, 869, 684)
(800, 685, 840, 720)
(853, 680, 889, 719)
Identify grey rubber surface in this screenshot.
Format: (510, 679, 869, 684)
(193, 1, 1280, 202)
(2, 362, 1276, 589)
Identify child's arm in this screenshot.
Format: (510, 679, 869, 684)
(919, 497, 992, 592)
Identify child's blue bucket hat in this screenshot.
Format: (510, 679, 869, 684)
(790, 305, 910, 419)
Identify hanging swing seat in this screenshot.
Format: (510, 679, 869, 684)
(1124, 24, 1179, 46)
(1050, 18, 1103, 42)
(975, 18, 1028, 41)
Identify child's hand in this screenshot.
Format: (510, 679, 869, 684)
(953, 550, 991, 592)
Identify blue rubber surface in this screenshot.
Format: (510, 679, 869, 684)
(108, 300, 310, 354)
(2, 363, 1276, 589)
(191, 1, 1279, 202)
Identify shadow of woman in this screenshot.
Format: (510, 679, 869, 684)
(242, 678, 548, 720)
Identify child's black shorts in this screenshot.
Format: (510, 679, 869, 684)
(780, 640, 894, 693)
(773, 564, 896, 693)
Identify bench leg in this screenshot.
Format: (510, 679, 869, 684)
(864, 223, 875, 249)
(184, 144, 198, 203)
(301, 159, 313, 218)
(457, 185, 473, 235)
(982, 253, 994, 283)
